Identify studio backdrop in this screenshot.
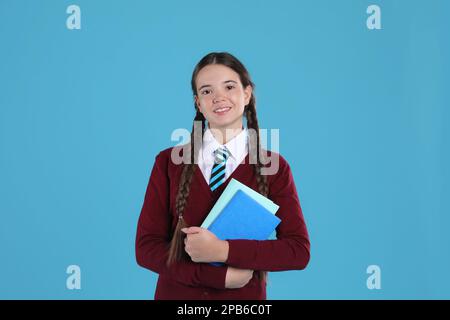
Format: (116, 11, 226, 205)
(0, 0, 449, 299)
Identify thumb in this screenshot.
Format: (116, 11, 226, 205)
(181, 226, 203, 234)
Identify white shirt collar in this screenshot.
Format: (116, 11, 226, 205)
(202, 128, 248, 163)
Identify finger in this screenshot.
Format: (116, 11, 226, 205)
(181, 227, 202, 234)
(187, 226, 203, 233)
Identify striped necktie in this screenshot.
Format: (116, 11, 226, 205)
(209, 147, 229, 191)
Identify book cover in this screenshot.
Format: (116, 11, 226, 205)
(201, 178, 279, 240)
(208, 190, 281, 266)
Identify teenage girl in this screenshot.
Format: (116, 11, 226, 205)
(135, 52, 310, 300)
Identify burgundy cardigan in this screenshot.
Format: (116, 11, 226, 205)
(135, 147, 310, 300)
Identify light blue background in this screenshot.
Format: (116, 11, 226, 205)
(1, 0, 449, 299)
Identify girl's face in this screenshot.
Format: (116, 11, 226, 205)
(195, 64, 252, 131)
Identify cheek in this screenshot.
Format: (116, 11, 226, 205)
(231, 91, 246, 105)
(199, 97, 213, 109)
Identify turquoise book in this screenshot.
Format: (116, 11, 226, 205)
(201, 178, 279, 240)
(208, 189, 281, 266)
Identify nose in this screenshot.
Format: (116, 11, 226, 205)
(212, 88, 226, 103)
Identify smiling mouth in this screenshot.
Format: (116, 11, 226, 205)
(213, 107, 231, 114)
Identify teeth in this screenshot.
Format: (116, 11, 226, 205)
(214, 107, 230, 113)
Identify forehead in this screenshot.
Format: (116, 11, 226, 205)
(196, 64, 240, 86)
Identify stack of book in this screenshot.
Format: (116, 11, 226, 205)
(200, 178, 281, 266)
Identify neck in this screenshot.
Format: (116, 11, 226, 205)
(209, 125, 243, 145)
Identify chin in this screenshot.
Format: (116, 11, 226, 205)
(207, 112, 242, 128)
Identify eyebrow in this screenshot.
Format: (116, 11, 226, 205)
(198, 80, 238, 91)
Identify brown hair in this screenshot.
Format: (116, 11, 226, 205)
(167, 52, 269, 283)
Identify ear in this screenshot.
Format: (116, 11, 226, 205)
(243, 85, 253, 106)
(194, 95, 202, 113)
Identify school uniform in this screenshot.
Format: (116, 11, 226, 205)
(135, 128, 310, 300)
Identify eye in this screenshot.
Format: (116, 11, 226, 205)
(226, 85, 235, 90)
(201, 89, 211, 95)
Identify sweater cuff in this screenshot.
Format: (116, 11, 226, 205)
(225, 239, 256, 268)
(199, 264, 228, 290)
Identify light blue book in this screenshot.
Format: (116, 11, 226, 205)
(201, 178, 279, 240)
(208, 190, 281, 266)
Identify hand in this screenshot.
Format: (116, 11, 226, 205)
(225, 267, 254, 289)
(181, 227, 229, 263)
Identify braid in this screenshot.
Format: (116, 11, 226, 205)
(167, 110, 205, 266)
(245, 98, 269, 197)
(245, 97, 269, 284)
